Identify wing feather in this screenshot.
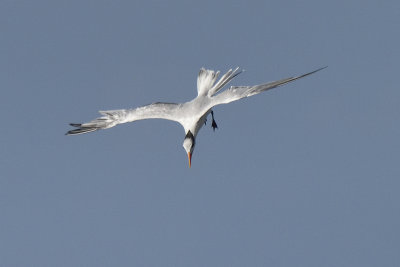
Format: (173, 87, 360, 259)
(213, 67, 326, 105)
(66, 102, 181, 135)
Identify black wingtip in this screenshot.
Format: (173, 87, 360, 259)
(67, 129, 94, 135)
(315, 66, 328, 72)
(65, 126, 98, 135)
(296, 66, 328, 80)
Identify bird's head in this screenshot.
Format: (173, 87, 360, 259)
(183, 131, 195, 168)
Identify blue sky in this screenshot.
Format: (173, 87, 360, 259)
(1, 0, 399, 266)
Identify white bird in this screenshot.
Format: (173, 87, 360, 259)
(67, 66, 326, 167)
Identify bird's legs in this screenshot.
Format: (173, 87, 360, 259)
(211, 110, 218, 131)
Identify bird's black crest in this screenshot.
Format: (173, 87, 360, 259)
(185, 131, 195, 144)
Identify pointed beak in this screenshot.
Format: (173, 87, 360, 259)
(187, 152, 192, 168)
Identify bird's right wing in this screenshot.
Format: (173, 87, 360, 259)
(66, 102, 182, 135)
(212, 67, 326, 105)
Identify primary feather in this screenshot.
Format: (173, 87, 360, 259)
(66, 102, 181, 135)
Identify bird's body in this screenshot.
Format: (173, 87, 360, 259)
(67, 66, 326, 166)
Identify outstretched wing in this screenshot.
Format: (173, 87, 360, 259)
(197, 67, 242, 97)
(212, 67, 326, 105)
(66, 102, 182, 135)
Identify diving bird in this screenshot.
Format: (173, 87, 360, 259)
(66, 66, 326, 167)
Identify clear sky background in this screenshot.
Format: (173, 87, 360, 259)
(1, 0, 399, 266)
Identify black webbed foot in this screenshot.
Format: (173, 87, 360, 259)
(211, 120, 218, 131)
(211, 110, 218, 131)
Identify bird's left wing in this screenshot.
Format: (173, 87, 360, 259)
(212, 67, 326, 105)
(66, 102, 182, 135)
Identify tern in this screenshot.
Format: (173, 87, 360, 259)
(67, 66, 325, 167)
